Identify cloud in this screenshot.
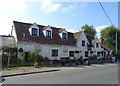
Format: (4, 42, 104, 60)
(95, 25, 109, 32)
(0, 0, 26, 35)
(61, 4, 75, 12)
(40, 0, 61, 13)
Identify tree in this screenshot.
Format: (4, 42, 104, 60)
(101, 25, 120, 58)
(2, 47, 17, 67)
(82, 24, 97, 37)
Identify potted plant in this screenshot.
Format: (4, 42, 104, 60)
(34, 61, 38, 68)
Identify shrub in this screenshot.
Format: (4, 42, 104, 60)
(17, 56, 25, 65)
(2, 54, 8, 67)
(28, 51, 38, 63)
(36, 55, 44, 64)
(42, 57, 50, 65)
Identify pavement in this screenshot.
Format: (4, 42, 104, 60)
(1, 62, 118, 78)
(1, 67, 60, 77)
(2, 63, 118, 84)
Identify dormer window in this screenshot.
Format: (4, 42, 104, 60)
(62, 33, 67, 39)
(32, 28, 38, 36)
(46, 30, 51, 37)
(29, 23, 39, 36)
(59, 28, 68, 40)
(43, 25, 52, 38)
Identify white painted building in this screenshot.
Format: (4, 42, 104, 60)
(74, 31, 91, 59)
(91, 38, 104, 58)
(12, 21, 112, 61)
(12, 21, 78, 60)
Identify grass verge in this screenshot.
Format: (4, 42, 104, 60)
(0, 64, 57, 71)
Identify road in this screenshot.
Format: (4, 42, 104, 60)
(1, 63, 118, 84)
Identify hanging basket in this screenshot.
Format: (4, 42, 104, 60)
(19, 48, 23, 52)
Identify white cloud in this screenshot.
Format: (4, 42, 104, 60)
(95, 25, 109, 32)
(0, 0, 26, 35)
(61, 4, 75, 12)
(40, 0, 61, 13)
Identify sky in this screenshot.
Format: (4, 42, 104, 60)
(0, 0, 118, 38)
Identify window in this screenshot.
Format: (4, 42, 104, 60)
(85, 51, 88, 57)
(82, 40, 85, 46)
(32, 28, 38, 36)
(62, 33, 67, 39)
(90, 51, 93, 54)
(97, 52, 100, 56)
(52, 49, 58, 57)
(69, 51, 74, 57)
(96, 43, 99, 48)
(46, 30, 51, 37)
(87, 46, 91, 51)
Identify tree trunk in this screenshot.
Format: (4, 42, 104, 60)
(7, 52, 11, 68)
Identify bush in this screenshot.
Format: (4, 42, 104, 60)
(2, 54, 8, 67)
(20, 51, 46, 65)
(17, 56, 25, 65)
(36, 55, 44, 64)
(42, 57, 51, 65)
(28, 51, 38, 63)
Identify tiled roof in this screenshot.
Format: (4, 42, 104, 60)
(13, 21, 76, 46)
(74, 31, 82, 39)
(58, 28, 65, 33)
(99, 39, 112, 51)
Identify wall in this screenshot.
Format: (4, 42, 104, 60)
(93, 39, 104, 58)
(17, 42, 78, 60)
(0, 36, 16, 48)
(76, 31, 90, 59)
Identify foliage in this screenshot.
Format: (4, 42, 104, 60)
(2, 54, 8, 67)
(2, 47, 17, 67)
(42, 57, 51, 65)
(82, 24, 97, 37)
(19, 51, 50, 65)
(2, 48, 54, 68)
(2, 47, 17, 53)
(36, 55, 44, 64)
(2, 53, 17, 67)
(17, 56, 25, 65)
(101, 25, 120, 56)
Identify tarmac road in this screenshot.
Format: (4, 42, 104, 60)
(2, 63, 118, 84)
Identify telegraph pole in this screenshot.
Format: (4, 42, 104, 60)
(116, 31, 117, 55)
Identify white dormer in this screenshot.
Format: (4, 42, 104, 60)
(29, 23, 39, 36)
(43, 25, 52, 38)
(59, 29, 68, 40)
